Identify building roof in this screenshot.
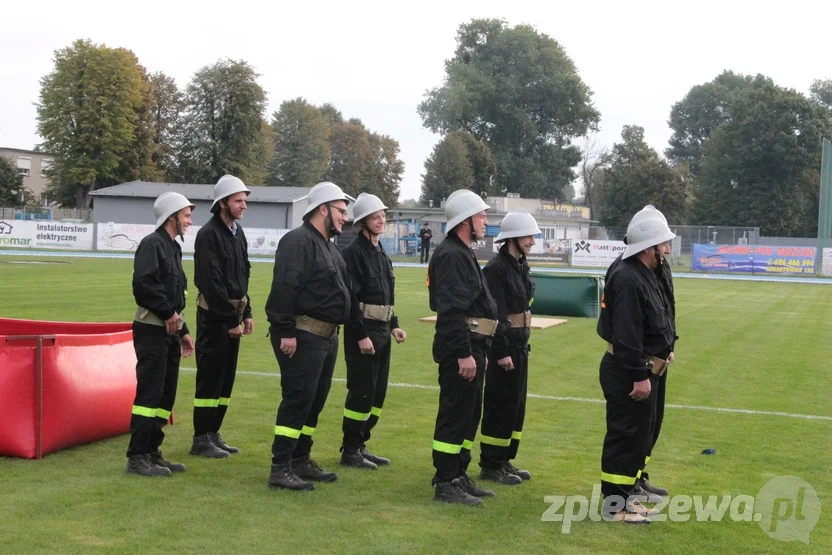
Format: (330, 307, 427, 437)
(89, 181, 311, 204)
(0, 147, 53, 156)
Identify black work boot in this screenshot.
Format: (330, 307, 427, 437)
(189, 433, 230, 458)
(360, 448, 390, 466)
(637, 478, 669, 497)
(210, 432, 239, 454)
(479, 466, 522, 485)
(504, 461, 532, 481)
(454, 474, 496, 498)
(149, 451, 186, 472)
(340, 449, 378, 470)
(126, 454, 171, 477)
(433, 481, 482, 506)
(292, 456, 338, 482)
(268, 462, 315, 491)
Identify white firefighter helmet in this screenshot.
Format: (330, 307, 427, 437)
(303, 181, 352, 219)
(622, 205, 675, 259)
(154, 192, 195, 229)
(351, 192, 388, 223)
(495, 212, 541, 243)
(211, 175, 251, 213)
(444, 189, 490, 234)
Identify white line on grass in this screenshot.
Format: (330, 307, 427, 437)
(180, 368, 832, 422)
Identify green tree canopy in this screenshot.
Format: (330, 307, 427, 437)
(598, 126, 688, 227)
(0, 157, 25, 207)
(418, 18, 599, 201)
(37, 39, 155, 207)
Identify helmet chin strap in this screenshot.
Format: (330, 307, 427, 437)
(654, 245, 663, 267)
(175, 217, 184, 241)
(467, 217, 476, 242)
(324, 204, 339, 236)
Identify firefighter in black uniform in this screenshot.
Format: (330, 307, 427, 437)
(428, 189, 498, 506)
(191, 175, 254, 458)
(339, 193, 407, 470)
(126, 192, 196, 477)
(478, 212, 540, 486)
(265, 181, 352, 491)
(596, 206, 676, 524)
(419, 222, 433, 264)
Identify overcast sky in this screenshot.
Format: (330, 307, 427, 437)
(2, 0, 829, 200)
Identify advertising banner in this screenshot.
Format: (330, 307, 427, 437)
(97, 222, 199, 253)
(692, 244, 817, 275)
(571, 239, 626, 268)
(0, 220, 93, 250)
(468, 237, 569, 264)
(823, 248, 832, 276)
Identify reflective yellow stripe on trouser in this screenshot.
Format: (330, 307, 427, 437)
(370, 406, 382, 417)
(432, 440, 462, 454)
(275, 426, 302, 439)
(132, 405, 157, 418)
(512, 431, 522, 440)
(344, 409, 370, 422)
(194, 398, 219, 408)
(219, 397, 231, 406)
(480, 434, 511, 447)
(462, 439, 473, 450)
(601, 471, 637, 485)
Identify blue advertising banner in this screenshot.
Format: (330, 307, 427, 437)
(692, 244, 817, 275)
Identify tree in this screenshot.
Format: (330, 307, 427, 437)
(449, 131, 497, 198)
(579, 133, 610, 219)
(174, 59, 267, 184)
(148, 72, 184, 178)
(367, 133, 404, 207)
(420, 134, 474, 206)
(666, 71, 772, 178)
(267, 98, 331, 186)
(0, 157, 24, 207)
(326, 121, 376, 197)
(419, 18, 599, 200)
(598, 126, 688, 227)
(810, 78, 832, 114)
(692, 84, 831, 236)
(37, 39, 155, 207)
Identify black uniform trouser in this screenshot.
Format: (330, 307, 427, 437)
(271, 330, 338, 464)
(599, 353, 654, 501)
(479, 345, 528, 469)
(194, 308, 241, 437)
(642, 371, 666, 481)
(432, 349, 487, 484)
(420, 241, 431, 263)
(127, 331, 180, 457)
(342, 327, 391, 451)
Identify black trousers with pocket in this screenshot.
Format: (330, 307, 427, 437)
(431, 348, 487, 484)
(270, 329, 339, 464)
(342, 326, 391, 451)
(193, 307, 241, 437)
(127, 327, 180, 457)
(479, 345, 528, 469)
(599, 353, 654, 500)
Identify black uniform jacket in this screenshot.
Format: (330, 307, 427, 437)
(428, 232, 497, 363)
(265, 222, 351, 338)
(133, 228, 190, 336)
(597, 255, 675, 381)
(342, 232, 400, 357)
(483, 245, 535, 361)
(194, 213, 253, 327)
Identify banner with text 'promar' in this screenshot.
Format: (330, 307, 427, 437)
(692, 244, 816, 275)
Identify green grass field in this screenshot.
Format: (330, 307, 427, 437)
(1, 256, 830, 554)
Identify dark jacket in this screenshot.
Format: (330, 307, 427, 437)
(428, 232, 497, 363)
(483, 245, 535, 361)
(597, 255, 675, 380)
(343, 232, 399, 357)
(132, 228, 190, 336)
(194, 213, 252, 328)
(265, 222, 352, 338)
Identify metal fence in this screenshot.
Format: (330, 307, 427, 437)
(589, 225, 759, 257)
(0, 206, 90, 222)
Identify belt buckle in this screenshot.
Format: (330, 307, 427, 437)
(386, 306, 393, 322)
(468, 319, 479, 332)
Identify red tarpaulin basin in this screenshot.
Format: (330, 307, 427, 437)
(0, 318, 136, 459)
